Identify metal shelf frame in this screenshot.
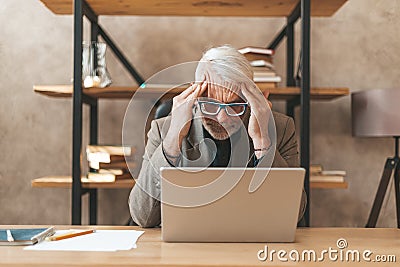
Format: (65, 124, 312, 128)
(71, 0, 311, 226)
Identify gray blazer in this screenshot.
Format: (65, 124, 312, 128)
(129, 109, 306, 227)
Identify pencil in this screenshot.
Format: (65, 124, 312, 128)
(46, 229, 96, 241)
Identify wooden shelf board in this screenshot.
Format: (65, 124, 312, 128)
(32, 176, 135, 189)
(32, 176, 346, 189)
(34, 85, 349, 101)
(39, 0, 348, 17)
(310, 181, 348, 189)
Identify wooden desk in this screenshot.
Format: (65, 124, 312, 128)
(0, 226, 398, 266)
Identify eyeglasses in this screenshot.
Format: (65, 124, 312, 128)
(197, 100, 248, 117)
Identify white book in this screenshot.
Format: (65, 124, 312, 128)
(86, 145, 132, 156)
(238, 47, 274, 55)
(87, 152, 111, 163)
(253, 76, 281, 83)
(86, 173, 115, 182)
(250, 60, 275, 69)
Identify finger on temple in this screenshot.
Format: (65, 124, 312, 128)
(188, 84, 201, 99)
(198, 80, 208, 96)
(180, 83, 197, 98)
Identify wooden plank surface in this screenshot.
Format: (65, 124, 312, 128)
(32, 176, 135, 189)
(0, 227, 399, 267)
(34, 85, 350, 101)
(310, 181, 348, 189)
(32, 176, 345, 190)
(39, 0, 348, 17)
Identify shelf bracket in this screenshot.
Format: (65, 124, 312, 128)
(82, 0, 97, 23)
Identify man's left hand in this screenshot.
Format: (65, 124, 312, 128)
(241, 83, 272, 158)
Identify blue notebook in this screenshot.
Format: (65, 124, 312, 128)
(0, 227, 55, 245)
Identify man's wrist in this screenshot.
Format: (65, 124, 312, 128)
(253, 142, 272, 159)
(162, 135, 181, 157)
(162, 143, 181, 166)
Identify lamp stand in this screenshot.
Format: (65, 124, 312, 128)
(366, 136, 400, 228)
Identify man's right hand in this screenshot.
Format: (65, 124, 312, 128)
(162, 81, 208, 157)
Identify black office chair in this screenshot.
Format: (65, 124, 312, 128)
(154, 99, 173, 119)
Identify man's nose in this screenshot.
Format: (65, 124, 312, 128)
(217, 108, 230, 124)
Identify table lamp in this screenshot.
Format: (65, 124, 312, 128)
(352, 88, 400, 228)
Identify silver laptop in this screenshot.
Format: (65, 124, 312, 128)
(160, 167, 305, 243)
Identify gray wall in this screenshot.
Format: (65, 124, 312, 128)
(1, 0, 399, 227)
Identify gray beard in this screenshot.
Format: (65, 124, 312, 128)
(202, 117, 240, 140)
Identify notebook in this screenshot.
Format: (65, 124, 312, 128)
(0, 227, 55, 246)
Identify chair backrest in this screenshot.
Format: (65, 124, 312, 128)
(154, 99, 173, 119)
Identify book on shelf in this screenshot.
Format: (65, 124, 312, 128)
(253, 76, 282, 83)
(87, 152, 134, 163)
(87, 171, 133, 182)
(250, 60, 275, 69)
(0, 227, 55, 246)
(86, 145, 135, 156)
(86, 145, 137, 182)
(253, 71, 277, 77)
(238, 47, 281, 84)
(320, 170, 347, 176)
(310, 175, 345, 183)
(310, 164, 346, 183)
(255, 82, 277, 89)
(89, 160, 136, 170)
(238, 46, 274, 63)
(86, 145, 136, 163)
(238, 46, 274, 56)
(310, 164, 323, 174)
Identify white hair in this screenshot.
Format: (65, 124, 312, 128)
(195, 45, 253, 86)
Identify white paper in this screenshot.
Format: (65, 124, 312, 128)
(24, 230, 144, 252)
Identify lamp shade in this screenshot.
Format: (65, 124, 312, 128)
(352, 88, 400, 137)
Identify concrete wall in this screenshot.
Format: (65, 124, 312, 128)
(1, 0, 399, 227)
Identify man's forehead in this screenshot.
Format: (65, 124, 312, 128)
(206, 84, 244, 103)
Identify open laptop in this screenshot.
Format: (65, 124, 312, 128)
(160, 167, 305, 243)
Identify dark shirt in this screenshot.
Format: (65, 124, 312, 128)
(202, 127, 257, 167)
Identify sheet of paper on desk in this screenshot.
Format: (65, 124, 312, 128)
(24, 230, 144, 252)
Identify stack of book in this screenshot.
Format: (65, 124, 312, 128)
(238, 46, 281, 87)
(86, 145, 136, 182)
(310, 165, 346, 183)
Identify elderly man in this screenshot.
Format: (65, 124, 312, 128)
(129, 45, 306, 227)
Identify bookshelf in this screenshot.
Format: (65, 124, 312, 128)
(35, 0, 349, 226)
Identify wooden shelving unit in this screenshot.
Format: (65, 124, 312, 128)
(35, 0, 349, 226)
